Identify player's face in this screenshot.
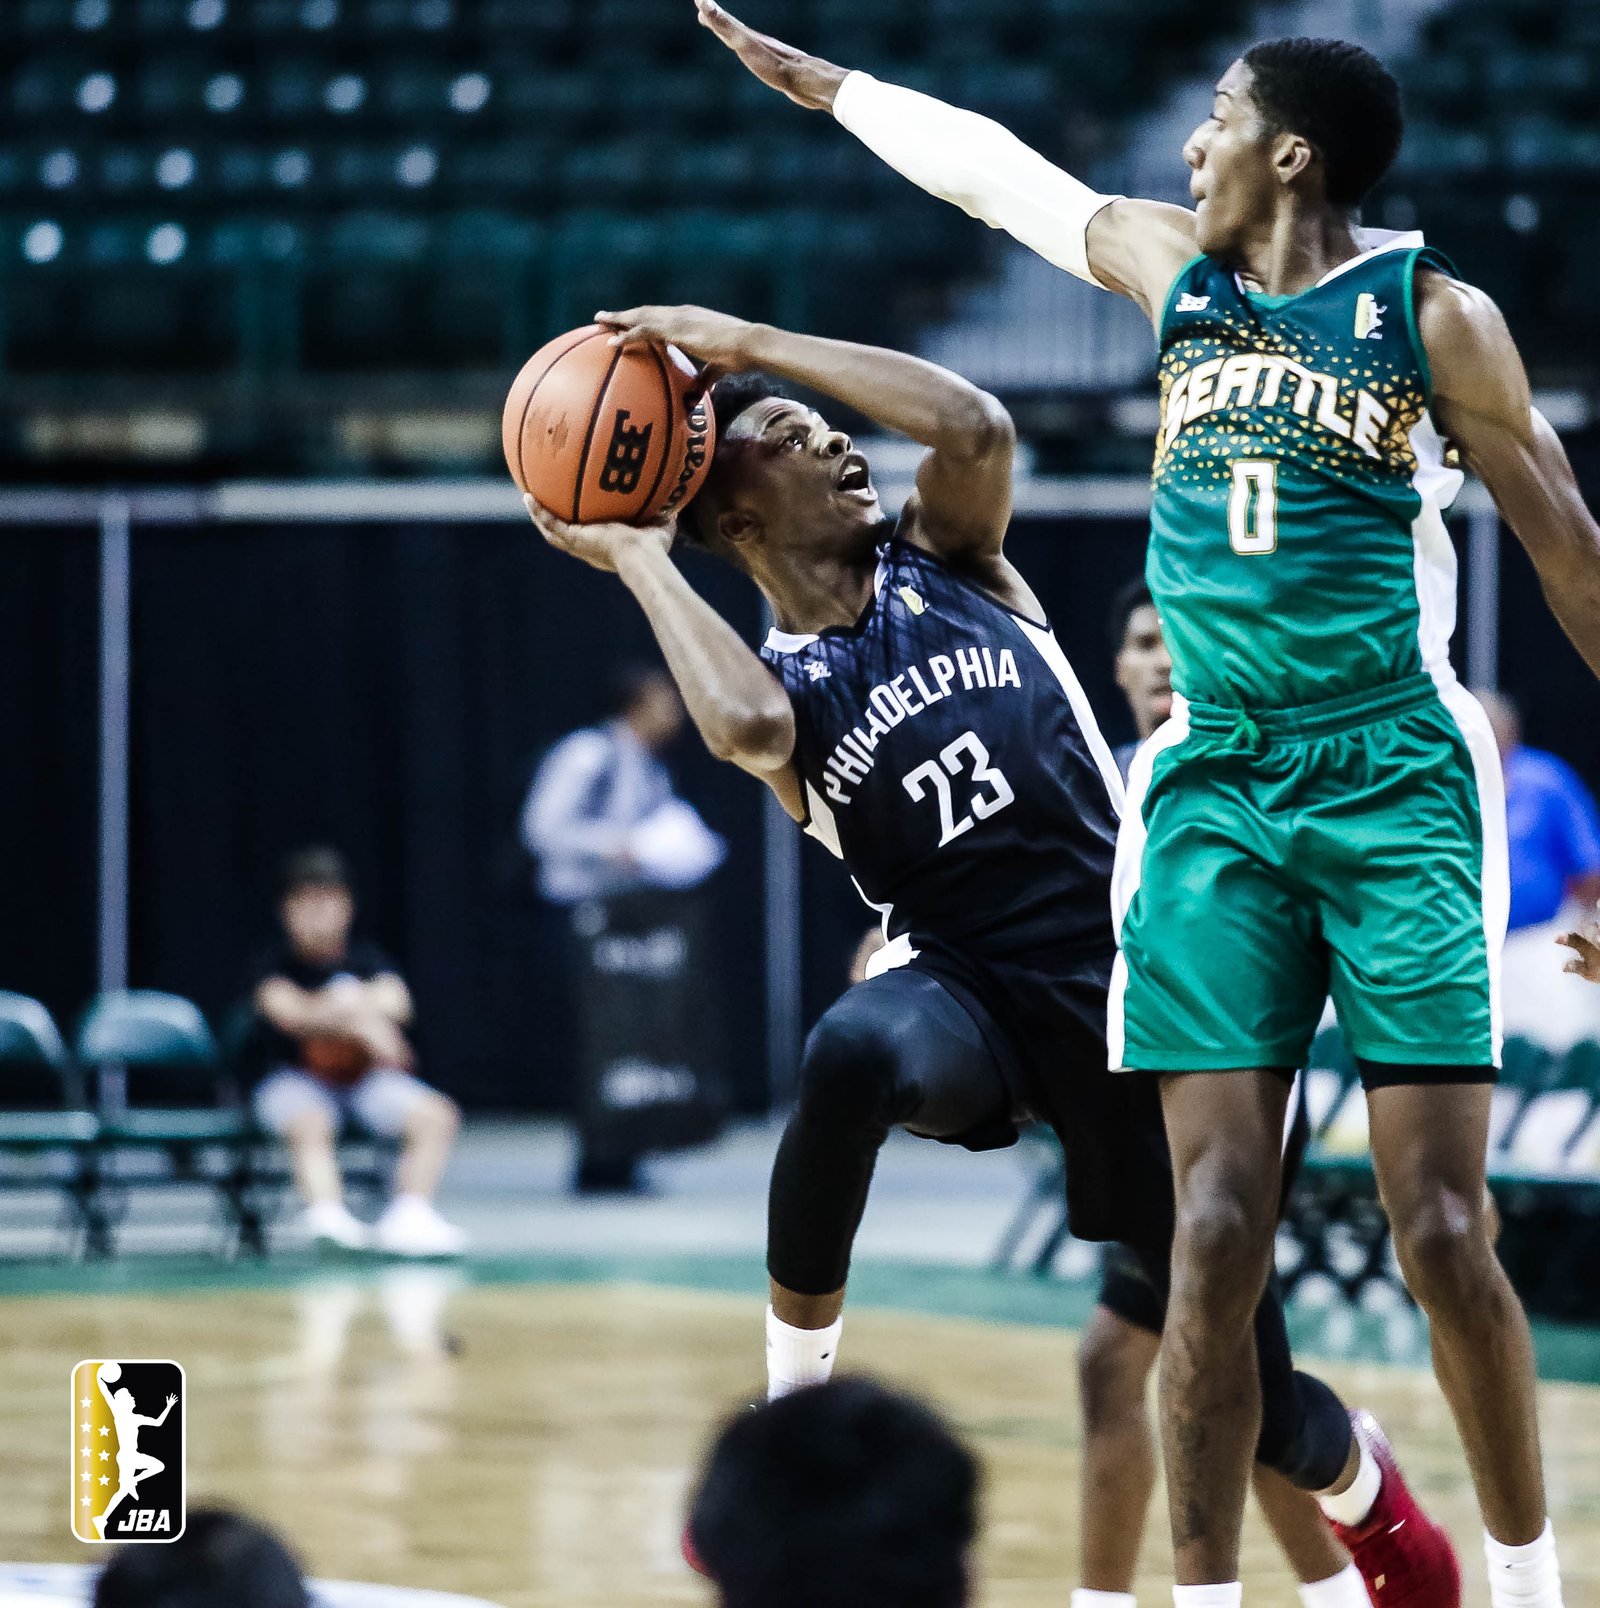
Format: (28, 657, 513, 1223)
(721, 399, 882, 556)
(1114, 603, 1173, 739)
(1183, 61, 1280, 256)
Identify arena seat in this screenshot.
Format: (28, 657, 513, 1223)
(77, 990, 268, 1255)
(0, 991, 109, 1257)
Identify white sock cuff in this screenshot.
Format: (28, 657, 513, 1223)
(765, 1307, 843, 1399)
(1297, 1563, 1369, 1608)
(1484, 1519, 1555, 1566)
(1072, 1592, 1137, 1608)
(1172, 1586, 1241, 1608)
(1317, 1435, 1381, 1529)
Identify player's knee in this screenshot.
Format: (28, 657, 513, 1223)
(1076, 1314, 1155, 1435)
(1388, 1188, 1495, 1316)
(797, 1003, 905, 1132)
(1173, 1179, 1274, 1303)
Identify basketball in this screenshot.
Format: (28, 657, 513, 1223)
(99, 1362, 120, 1384)
(502, 326, 717, 525)
(300, 1033, 373, 1083)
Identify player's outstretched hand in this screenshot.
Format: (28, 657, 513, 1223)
(1557, 902, 1600, 982)
(693, 0, 847, 111)
(596, 304, 751, 380)
(525, 495, 673, 575)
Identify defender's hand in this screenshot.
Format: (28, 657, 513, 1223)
(525, 496, 673, 575)
(694, 0, 847, 111)
(1557, 902, 1600, 982)
(596, 304, 754, 377)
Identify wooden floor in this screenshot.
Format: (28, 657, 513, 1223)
(10, 1274, 1600, 1607)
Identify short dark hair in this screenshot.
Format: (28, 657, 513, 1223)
(94, 1506, 309, 1608)
(1243, 38, 1403, 207)
(1109, 575, 1154, 655)
(687, 1377, 978, 1608)
(677, 372, 792, 551)
(278, 845, 351, 899)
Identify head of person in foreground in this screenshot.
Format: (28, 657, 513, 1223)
(686, 1375, 980, 1608)
(94, 1506, 309, 1608)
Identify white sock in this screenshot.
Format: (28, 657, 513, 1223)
(1317, 1437, 1382, 1529)
(1485, 1521, 1564, 1608)
(765, 1306, 843, 1400)
(1172, 1586, 1241, 1608)
(1297, 1564, 1369, 1608)
(1073, 1592, 1136, 1608)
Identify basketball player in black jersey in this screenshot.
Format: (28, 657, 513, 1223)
(525, 303, 1444, 1607)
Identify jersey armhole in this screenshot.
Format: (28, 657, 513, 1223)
(891, 527, 1054, 634)
(1403, 246, 1460, 410)
(1155, 252, 1210, 345)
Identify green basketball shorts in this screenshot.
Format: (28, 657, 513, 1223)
(1109, 673, 1508, 1079)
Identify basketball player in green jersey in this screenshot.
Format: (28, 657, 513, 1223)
(700, 7, 1600, 1608)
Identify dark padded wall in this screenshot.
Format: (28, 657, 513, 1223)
(6, 484, 1598, 1112)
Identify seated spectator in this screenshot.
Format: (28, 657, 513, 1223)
(1477, 691, 1600, 1048)
(686, 1378, 978, 1608)
(95, 1506, 308, 1608)
(252, 847, 466, 1256)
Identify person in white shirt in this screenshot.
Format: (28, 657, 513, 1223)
(522, 663, 726, 1191)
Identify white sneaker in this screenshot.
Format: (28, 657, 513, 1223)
(302, 1201, 371, 1253)
(373, 1196, 469, 1259)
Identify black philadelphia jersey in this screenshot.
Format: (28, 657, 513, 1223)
(761, 536, 1124, 963)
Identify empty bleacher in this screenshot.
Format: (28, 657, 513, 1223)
(1, 0, 1250, 468)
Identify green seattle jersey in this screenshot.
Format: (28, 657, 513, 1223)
(1148, 239, 1465, 711)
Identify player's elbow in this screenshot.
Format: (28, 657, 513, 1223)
(704, 699, 794, 770)
(941, 391, 1015, 462)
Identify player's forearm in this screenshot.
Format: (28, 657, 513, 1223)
(616, 542, 794, 770)
(1498, 417, 1600, 680)
(831, 72, 1117, 286)
(740, 322, 1010, 460)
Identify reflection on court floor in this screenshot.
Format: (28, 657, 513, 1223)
(10, 1269, 1600, 1608)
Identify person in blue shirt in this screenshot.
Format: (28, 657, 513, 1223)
(1477, 690, 1600, 933)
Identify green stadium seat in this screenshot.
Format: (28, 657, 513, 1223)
(0, 993, 109, 1256)
(77, 990, 270, 1255)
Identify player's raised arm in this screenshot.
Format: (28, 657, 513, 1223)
(693, 0, 1197, 320)
(523, 496, 803, 813)
(597, 304, 1015, 563)
(1420, 273, 1600, 680)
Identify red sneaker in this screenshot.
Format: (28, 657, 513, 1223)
(1327, 1410, 1461, 1607)
(681, 1525, 712, 1578)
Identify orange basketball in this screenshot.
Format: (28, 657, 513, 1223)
(502, 325, 717, 525)
(300, 1033, 372, 1084)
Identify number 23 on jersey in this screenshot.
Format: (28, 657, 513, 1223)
(903, 730, 1015, 847)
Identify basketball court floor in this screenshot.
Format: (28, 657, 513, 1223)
(6, 1124, 1600, 1607)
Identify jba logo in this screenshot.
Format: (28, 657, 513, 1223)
(72, 1360, 186, 1543)
(115, 1508, 176, 1534)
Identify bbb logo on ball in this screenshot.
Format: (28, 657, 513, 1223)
(597, 409, 654, 495)
(71, 1359, 186, 1543)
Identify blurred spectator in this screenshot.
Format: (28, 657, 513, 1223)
(251, 847, 467, 1256)
(521, 665, 727, 1194)
(1477, 691, 1600, 1048)
(95, 1506, 308, 1608)
(686, 1378, 978, 1608)
(1108, 578, 1173, 781)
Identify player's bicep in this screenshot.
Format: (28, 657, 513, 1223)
(1086, 199, 1200, 322)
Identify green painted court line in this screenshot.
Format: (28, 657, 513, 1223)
(3, 1251, 1599, 1386)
